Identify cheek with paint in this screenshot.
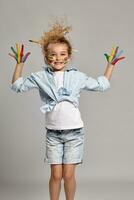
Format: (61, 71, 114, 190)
(47, 54, 56, 63)
(47, 54, 69, 64)
(63, 56, 69, 64)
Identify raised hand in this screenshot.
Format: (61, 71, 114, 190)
(9, 43, 31, 64)
(104, 46, 125, 66)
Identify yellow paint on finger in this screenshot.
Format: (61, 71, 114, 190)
(16, 43, 21, 63)
(109, 47, 116, 62)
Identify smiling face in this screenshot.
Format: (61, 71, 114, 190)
(46, 43, 71, 71)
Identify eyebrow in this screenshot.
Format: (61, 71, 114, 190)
(49, 50, 67, 53)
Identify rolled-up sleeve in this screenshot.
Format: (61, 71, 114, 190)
(11, 73, 39, 93)
(83, 74, 110, 92)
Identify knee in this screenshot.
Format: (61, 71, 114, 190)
(51, 172, 62, 181)
(63, 172, 74, 182)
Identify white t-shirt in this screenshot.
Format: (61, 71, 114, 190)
(45, 71, 84, 130)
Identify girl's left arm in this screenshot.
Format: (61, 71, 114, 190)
(82, 47, 125, 92)
(103, 46, 125, 80)
(103, 63, 115, 81)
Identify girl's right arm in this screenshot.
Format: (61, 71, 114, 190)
(10, 43, 30, 83)
(10, 43, 39, 93)
(12, 62, 24, 84)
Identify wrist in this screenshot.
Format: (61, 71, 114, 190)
(16, 62, 24, 67)
(107, 62, 114, 68)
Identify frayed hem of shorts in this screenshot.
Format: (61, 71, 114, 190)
(63, 160, 83, 165)
(44, 158, 83, 165)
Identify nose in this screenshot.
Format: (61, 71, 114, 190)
(56, 55, 61, 61)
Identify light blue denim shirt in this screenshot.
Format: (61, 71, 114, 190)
(11, 65, 110, 114)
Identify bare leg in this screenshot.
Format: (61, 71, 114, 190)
(49, 164, 63, 200)
(63, 164, 77, 200)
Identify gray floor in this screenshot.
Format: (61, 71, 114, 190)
(0, 181, 134, 200)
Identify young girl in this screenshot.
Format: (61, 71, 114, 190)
(9, 20, 125, 200)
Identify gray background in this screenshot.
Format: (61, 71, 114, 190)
(0, 0, 134, 199)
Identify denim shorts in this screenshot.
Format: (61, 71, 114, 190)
(44, 127, 85, 165)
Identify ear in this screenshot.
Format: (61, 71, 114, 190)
(44, 56, 49, 65)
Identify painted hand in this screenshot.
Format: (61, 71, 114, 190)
(104, 46, 125, 65)
(9, 43, 31, 64)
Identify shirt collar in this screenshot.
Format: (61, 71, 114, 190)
(42, 65, 78, 74)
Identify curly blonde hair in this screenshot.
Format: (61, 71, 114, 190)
(39, 19, 72, 64)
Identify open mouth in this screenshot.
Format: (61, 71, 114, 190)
(54, 62, 63, 65)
